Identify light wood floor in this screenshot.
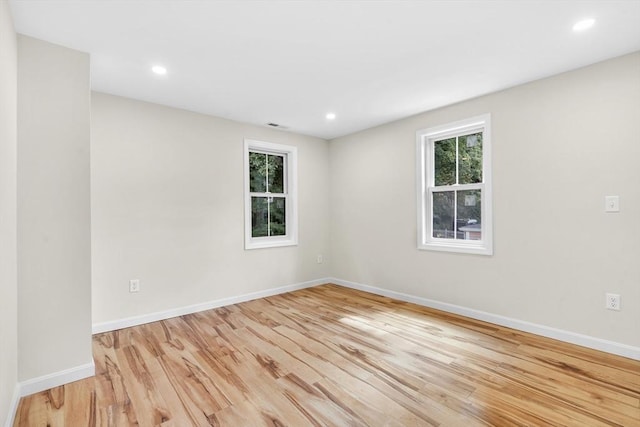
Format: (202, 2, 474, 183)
(15, 284, 640, 426)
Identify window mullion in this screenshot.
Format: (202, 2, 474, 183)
(250, 192, 285, 197)
(267, 196, 271, 237)
(455, 136, 459, 185)
(453, 190, 458, 240)
(431, 183, 481, 192)
(265, 154, 269, 193)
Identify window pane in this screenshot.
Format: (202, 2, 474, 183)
(267, 154, 284, 194)
(458, 132, 483, 184)
(434, 138, 456, 186)
(251, 197, 286, 238)
(432, 191, 455, 239)
(249, 152, 267, 192)
(251, 197, 269, 237)
(456, 189, 482, 240)
(270, 197, 286, 236)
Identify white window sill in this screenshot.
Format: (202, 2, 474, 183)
(418, 241, 493, 256)
(245, 237, 298, 250)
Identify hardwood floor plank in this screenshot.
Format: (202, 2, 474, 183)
(156, 352, 226, 422)
(14, 284, 640, 426)
(313, 377, 397, 426)
(278, 373, 371, 427)
(62, 378, 96, 427)
(114, 345, 172, 427)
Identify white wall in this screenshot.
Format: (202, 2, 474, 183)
(0, 0, 18, 424)
(3, 34, 635, 424)
(17, 36, 93, 381)
(91, 93, 330, 325)
(330, 52, 640, 348)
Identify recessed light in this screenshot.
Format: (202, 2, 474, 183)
(326, 112, 336, 120)
(151, 65, 167, 75)
(573, 18, 595, 32)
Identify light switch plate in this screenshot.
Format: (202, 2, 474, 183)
(605, 196, 619, 213)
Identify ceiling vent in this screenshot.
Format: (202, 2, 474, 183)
(266, 122, 288, 129)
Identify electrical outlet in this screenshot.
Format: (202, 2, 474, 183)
(317, 254, 323, 264)
(605, 293, 620, 311)
(129, 279, 140, 293)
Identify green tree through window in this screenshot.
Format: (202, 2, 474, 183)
(249, 152, 286, 237)
(432, 133, 482, 239)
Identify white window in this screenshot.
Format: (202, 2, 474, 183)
(244, 139, 298, 249)
(416, 114, 492, 255)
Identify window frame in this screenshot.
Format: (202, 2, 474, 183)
(416, 114, 493, 255)
(244, 139, 298, 250)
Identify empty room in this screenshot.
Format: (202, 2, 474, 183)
(1, 1, 639, 426)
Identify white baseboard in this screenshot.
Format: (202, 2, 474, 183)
(330, 278, 640, 361)
(18, 361, 95, 397)
(90, 276, 639, 361)
(4, 384, 20, 427)
(92, 278, 330, 334)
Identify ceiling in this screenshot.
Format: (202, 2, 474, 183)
(9, 1, 640, 140)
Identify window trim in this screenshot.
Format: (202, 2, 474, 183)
(244, 139, 298, 250)
(416, 114, 493, 255)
